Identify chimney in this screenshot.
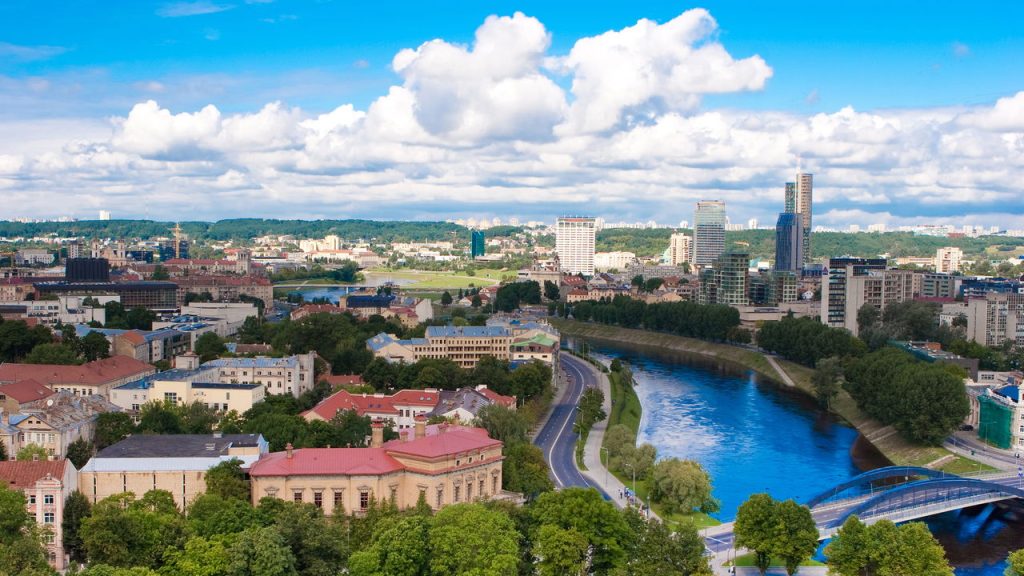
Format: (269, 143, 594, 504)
(285, 443, 293, 459)
(370, 418, 384, 448)
(414, 415, 427, 440)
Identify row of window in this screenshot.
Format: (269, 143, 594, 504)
(28, 494, 55, 505)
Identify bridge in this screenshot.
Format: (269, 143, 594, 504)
(703, 466, 1024, 554)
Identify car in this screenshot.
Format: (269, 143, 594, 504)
(959, 424, 975, 432)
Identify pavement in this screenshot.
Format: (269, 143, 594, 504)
(946, 432, 1024, 472)
(764, 355, 796, 388)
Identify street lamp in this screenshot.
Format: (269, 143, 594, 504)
(622, 462, 638, 513)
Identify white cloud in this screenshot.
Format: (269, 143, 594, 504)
(957, 91, 1024, 132)
(157, 1, 234, 18)
(0, 41, 67, 61)
(952, 41, 970, 58)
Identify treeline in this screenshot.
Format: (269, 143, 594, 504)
(361, 355, 552, 403)
(1, 480, 712, 576)
(844, 348, 970, 445)
(757, 315, 866, 367)
(571, 296, 743, 342)
(494, 280, 541, 312)
(270, 263, 361, 284)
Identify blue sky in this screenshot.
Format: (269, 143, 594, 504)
(1, 1, 1023, 226)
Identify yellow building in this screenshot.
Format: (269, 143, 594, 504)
(367, 326, 512, 369)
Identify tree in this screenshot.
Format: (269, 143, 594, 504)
(24, 342, 81, 365)
(361, 358, 398, 390)
(348, 515, 429, 576)
(648, 458, 717, 515)
(812, 356, 844, 409)
(125, 307, 157, 331)
(773, 500, 819, 576)
(16, 443, 49, 461)
(137, 402, 185, 435)
(94, 412, 135, 449)
(81, 331, 112, 361)
(151, 265, 170, 281)
(186, 494, 260, 538)
(471, 294, 482, 308)
(475, 404, 528, 445)
(825, 517, 952, 576)
(734, 493, 778, 576)
(529, 488, 631, 573)
(428, 503, 520, 576)
(67, 438, 94, 469)
(543, 280, 560, 302)
(195, 332, 228, 362)
(603, 424, 636, 458)
(614, 443, 657, 482)
(0, 483, 31, 543)
(501, 443, 554, 497)
(574, 387, 606, 435)
(205, 459, 249, 501)
(856, 303, 880, 334)
(534, 524, 588, 576)
(1008, 549, 1024, 576)
(0, 523, 53, 576)
(620, 508, 711, 576)
(160, 536, 230, 576)
(0, 320, 52, 362)
(227, 526, 298, 576)
(63, 490, 92, 564)
(81, 491, 187, 568)
(440, 291, 453, 306)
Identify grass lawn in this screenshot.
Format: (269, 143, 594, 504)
(729, 553, 825, 568)
(607, 370, 642, 438)
(939, 454, 999, 475)
(363, 268, 511, 289)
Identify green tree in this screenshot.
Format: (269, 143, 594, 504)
(151, 265, 170, 281)
(534, 524, 588, 576)
(648, 458, 717, 515)
(81, 492, 188, 569)
(0, 523, 53, 576)
(620, 508, 711, 576)
(825, 517, 952, 576)
(428, 503, 520, 576)
(348, 515, 429, 576)
(226, 526, 298, 576)
(734, 493, 778, 576)
(543, 280, 560, 301)
(66, 438, 94, 469)
(16, 444, 49, 461)
(160, 536, 230, 576)
(137, 401, 185, 435)
(205, 459, 250, 501)
(501, 442, 554, 497)
(529, 488, 631, 574)
(94, 412, 136, 449)
(574, 387, 606, 435)
(195, 332, 228, 362)
(812, 356, 844, 410)
(186, 494, 260, 538)
(63, 490, 92, 564)
(1008, 549, 1024, 576)
(0, 483, 31, 543)
(125, 307, 157, 331)
(24, 342, 81, 365)
(440, 291, 453, 306)
(773, 500, 819, 576)
(474, 404, 528, 445)
(603, 424, 635, 458)
(471, 294, 482, 308)
(361, 358, 399, 390)
(81, 331, 112, 362)
(614, 443, 657, 482)
(856, 303, 880, 334)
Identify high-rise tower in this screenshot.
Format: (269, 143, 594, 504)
(556, 217, 596, 275)
(795, 173, 813, 263)
(774, 212, 803, 272)
(692, 201, 727, 268)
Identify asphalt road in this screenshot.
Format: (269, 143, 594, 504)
(534, 353, 609, 497)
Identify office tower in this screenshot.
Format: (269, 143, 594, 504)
(471, 230, 486, 259)
(555, 217, 596, 275)
(698, 249, 750, 306)
(65, 258, 111, 282)
(774, 213, 803, 272)
(784, 182, 797, 213)
(692, 201, 727, 268)
(668, 233, 692, 266)
(795, 173, 813, 263)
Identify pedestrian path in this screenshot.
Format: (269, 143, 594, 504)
(764, 354, 796, 388)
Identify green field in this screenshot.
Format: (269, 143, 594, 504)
(364, 268, 510, 289)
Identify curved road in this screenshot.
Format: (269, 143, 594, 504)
(534, 353, 610, 498)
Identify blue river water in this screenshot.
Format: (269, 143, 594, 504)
(582, 338, 1024, 576)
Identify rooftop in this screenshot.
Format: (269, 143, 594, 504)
(95, 433, 266, 458)
(0, 355, 155, 386)
(0, 460, 70, 490)
(116, 367, 216, 390)
(303, 388, 441, 420)
(425, 325, 510, 338)
(0, 379, 55, 404)
(249, 448, 404, 477)
(202, 356, 302, 369)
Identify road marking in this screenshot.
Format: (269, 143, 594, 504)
(547, 362, 581, 489)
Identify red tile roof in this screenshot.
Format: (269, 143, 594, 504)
(249, 448, 404, 477)
(0, 355, 154, 386)
(384, 426, 501, 459)
(321, 374, 364, 387)
(0, 460, 69, 489)
(0, 379, 54, 403)
(303, 388, 441, 420)
(173, 275, 271, 287)
(475, 387, 516, 408)
(119, 331, 147, 346)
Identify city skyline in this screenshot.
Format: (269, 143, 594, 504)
(1, 3, 1023, 227)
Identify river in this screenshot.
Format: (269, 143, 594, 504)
(581, 337, 1024, 576)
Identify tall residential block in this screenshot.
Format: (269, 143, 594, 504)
(795, 173, 813, 263)
(822, 258, 918, 335)
(935, 246, 963, 274)
(698, 249, 750, 306)
(774, 212, 803, 272)
(470, 230, 486, 259)
(555, 217, 596, 275)
(693, 201, 726, 268)
(821, 257, 887, 332)
(668, 233, 692, 266)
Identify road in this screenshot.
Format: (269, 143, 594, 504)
(534, 353, 610, 498)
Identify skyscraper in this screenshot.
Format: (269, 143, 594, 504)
(795, 173, 813, 263)
(692, 201, 726, 268)
(470, 230, 485, 259)
(555, 216, 596, 275)
(774, 212, 803, 272)
(784, 182, 797, 213)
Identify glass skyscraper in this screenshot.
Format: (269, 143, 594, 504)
(693, 200, 726, 268)
(774, 212, 803, 272)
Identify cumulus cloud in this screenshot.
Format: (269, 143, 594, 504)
(3, 10, 1024, 227)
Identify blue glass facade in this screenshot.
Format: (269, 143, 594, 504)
(774, 212, 803, 272)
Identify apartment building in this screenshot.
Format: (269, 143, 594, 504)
(249, 422, 504, 515)
(555, 217, 597, 276)
(110, 367, 265, 415)
(0, 355, 156, 398)
(201, 353, 317, 398)
(935, 247, 964, 274)
(0, 392, 119, 459)
(820, 258, 887, 333)
(839, 269, 917, 335)
(79, 433, 268, 509)
(367, 325, 513, 369)
(0, 460, 78, 570)
(668, 233, 692, 266)
(0, 379, 54, 413)
(965, 292, 1024, 347)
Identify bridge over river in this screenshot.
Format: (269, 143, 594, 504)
(703, 466, 1024, 554)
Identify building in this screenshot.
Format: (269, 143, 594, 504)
(820, 258, 887, 332)
(667, 233, 692, 267)
(555, 217, 596, 276)
(977, 384, 1024, 449)
(0, 379, 54, 413)
(367, 325, 513, 369)
(0, 460, 78, 570)
(200, 353, 318, 398)
(98, 210, 111, 220)
(248, 422, 504, 515)
(471, 230, 486, 259)
(892, 341, 979, 381)
(428, 387, 517, 421)
(935, 247, 963, 274)
(303, 388, 442, 428)
(110, 366, 266, 415)
(922, 273, 957, 299)
(9, 295, 112, 327)
(1, 391, 119, 459)
(960, 277, 1024, 300)
(65, 258, 111, 283)
(692, 201, 726, 268)
(784, 182, 797, 213)
(172, 275, 273, 310)
(698, 249, 749, 306)
(79, 433, 268, 508)
(827, 268, 916, 335)
(593, 251, 637, 271)
(0, 355, 156, 398)
(14, 249, 54, 266)
(965, 292, 1024, 347)
(774, 212, 803, 272)
(34, 280, 179, 312)
(510, 332, 558, 363)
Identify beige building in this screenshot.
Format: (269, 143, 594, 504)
(668, 233, 692, 266)
(825, 267, 916, 335)
(0, 460, 78, 571)
(935, 247, 964, 274)
(78, 433, 268, 509)
(249, 422, 504, 515)
(2, 392, 119, 459)
(201, 352, 318, 397)
(966, 292, 1024, 347)
(110, 367, 265, 415)
(368, 325, 512, 369)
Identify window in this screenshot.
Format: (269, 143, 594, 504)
(333, 490, 344, 512)
(453, 485, 461, 503)
(466, 483, 472, 501)
(29, 495, 36, 504)
(360, 491, 370, 510)
(43, 512, 54, 524)
(479, 479, 485, 497)
(390, 487, 397, 502)
(492, 476, 498, 494)
(131, 404, 140, 411)
(436, 489, 444, 508)
(313, 491, 323, 509)
(44, 495, 54, 505)
(164, 392, 178, 404)
(293, 490, 303, 503)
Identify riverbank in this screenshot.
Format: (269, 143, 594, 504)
(552, 319, 987, 474)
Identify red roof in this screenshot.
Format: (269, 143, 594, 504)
(475, 387, 516, 408)
(249, 448, 404, 477)
(0, 379, 54, 403)
(119, 331, 147, 346)
(0, 355, 154, 387)
(384, 426, 501, 459)
(303, 388, 440, 420)
(173, 275, 271, 287)
(321, 374, 364, 387)
(0, 460, 69, 489)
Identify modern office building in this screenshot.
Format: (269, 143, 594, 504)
(698, 249, 749, 306)
(774, 212, 803, 272)
(784, 182, 797, 213)
(692, 201, 727, 268)
(65, 258, 110, 283)
(471, 230, 486, 259)
(668, 233, 692, 266)
(33, 281, 179, 311)
(555, 217, 596, 275)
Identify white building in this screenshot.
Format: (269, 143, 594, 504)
(593, 251, 636, 271)
(935, 247, 963, 274)
(668, 233, 692, 266)
(98, 210, 111, 221)
(556, 217, 596, 276)
(200, 352, 318, 398)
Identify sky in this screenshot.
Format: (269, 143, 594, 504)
(1, 1, 1023, 228)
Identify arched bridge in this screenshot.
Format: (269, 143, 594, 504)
(702, 468, 1023, 554)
